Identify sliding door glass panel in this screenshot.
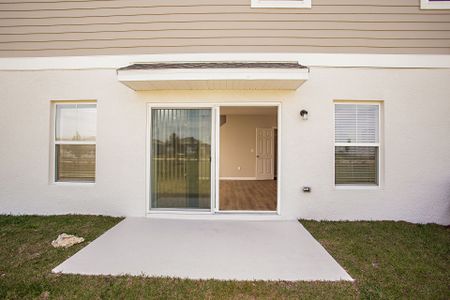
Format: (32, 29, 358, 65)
(151, 109, 212, 210)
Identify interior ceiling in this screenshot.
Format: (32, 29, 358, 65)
(220, 106, 277, 115)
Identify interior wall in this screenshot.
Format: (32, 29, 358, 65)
(220, 114, 277, 179)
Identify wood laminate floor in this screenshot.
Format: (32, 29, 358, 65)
(219, 180, 277, 211)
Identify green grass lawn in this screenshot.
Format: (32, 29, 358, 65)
(0, 215, 448, 299)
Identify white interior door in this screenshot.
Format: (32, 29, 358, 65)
(256, 128, 275, 180)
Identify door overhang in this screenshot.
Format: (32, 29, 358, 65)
(117, 62, 309, 90)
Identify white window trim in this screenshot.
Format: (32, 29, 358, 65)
(333, 101, 382, 189)
(50, 101, 97, 184)
(420, 0, 450, 9)
(251, 0, 311, 8)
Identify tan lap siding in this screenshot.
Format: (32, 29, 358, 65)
(0, 0, 449, 57)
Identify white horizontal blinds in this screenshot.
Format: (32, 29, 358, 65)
(54, 103, 96, 182)
(357, 105, 379, 144)
(335, 103, 380, 185)
(335, 104, 357, 144)
(335, 104, 379, 144)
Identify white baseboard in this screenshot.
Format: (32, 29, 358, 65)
(220, 177, 257, 180)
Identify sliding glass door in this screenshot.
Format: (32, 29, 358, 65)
(150, 108, 212, 210)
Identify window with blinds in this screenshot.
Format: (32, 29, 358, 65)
(54, 103, 96, 182)
(335, 103, 380, 186)
(251, 0, 311, 8)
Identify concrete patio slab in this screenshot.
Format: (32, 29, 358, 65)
(53, 218, 353, 281)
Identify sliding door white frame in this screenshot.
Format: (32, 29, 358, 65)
(146, 101, 281, 216)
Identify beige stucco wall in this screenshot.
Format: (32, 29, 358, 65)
(0, 67, 449, 224)
(220, 114, 277, 178)
(0, 0, 449, 57)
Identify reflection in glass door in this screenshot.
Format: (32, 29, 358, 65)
(151, 108, 212, 210)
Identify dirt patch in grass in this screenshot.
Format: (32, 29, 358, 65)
(0, 215, 448, 299)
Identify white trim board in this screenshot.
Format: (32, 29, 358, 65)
(219, 177, 258, 180)
(0, 53, 449, 71)
(146, 213, 286, 221)
(251, 0, 311, 8)
(421, 0, 450, 9)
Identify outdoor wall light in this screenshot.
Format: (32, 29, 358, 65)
(300, 109, 309, 120)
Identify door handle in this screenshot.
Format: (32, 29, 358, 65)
(256, 155, 260, 158)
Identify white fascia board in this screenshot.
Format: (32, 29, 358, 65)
(0, 53, 450, 71)
(117, 68, 309, 90)
(117, 68, 309, 82)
